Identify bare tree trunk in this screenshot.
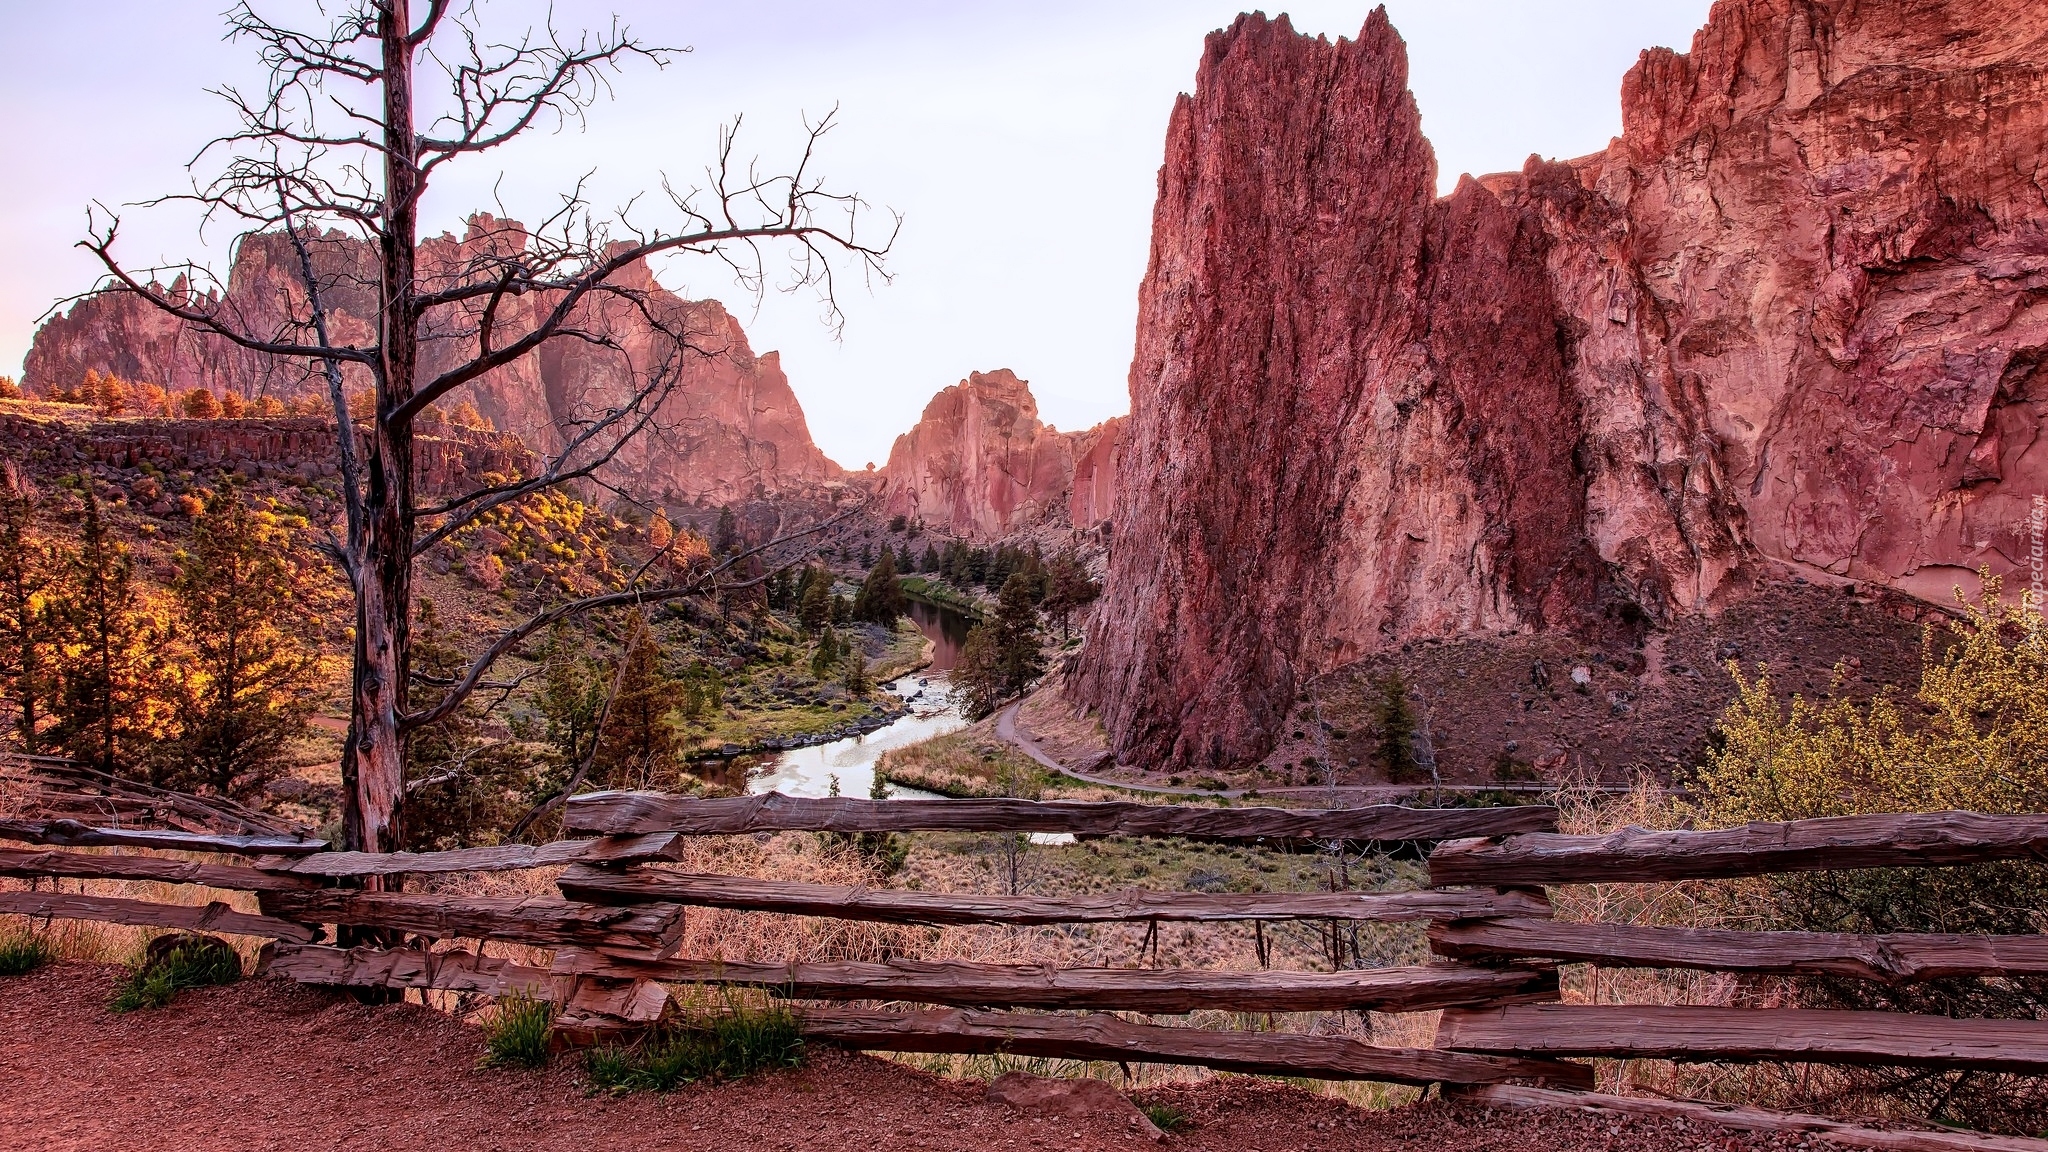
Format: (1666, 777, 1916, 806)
(342, 1, 421, 856)
(79, 0, 892, 859)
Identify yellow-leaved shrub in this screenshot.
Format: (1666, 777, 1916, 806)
(1684, 576, 2048, 1133)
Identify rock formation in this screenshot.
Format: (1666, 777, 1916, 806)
(25, 216, 843, 505)
(1067, 416, 1123, 533)
(878, 370, 1118, 538)
(0, 410, 530, 499)
(1075, 2, 2048, 772)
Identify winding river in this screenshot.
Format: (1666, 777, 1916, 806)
(740, 598, 973, 799)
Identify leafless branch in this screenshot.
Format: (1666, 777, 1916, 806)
(402, 499, 865, 731)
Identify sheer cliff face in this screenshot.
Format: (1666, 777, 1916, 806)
(25, 217, 842, 504)
(1076, 1, 2048, 772)
(879, 370, 1106, 538)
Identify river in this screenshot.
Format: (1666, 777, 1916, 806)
(739, 597, 973, 799)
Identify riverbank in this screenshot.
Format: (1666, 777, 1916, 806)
(898, 576, 986, 620)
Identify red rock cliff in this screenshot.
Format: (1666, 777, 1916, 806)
(1075, 2, 2048, 772)
(878, 370, 1117, 538)
(25, 217, 843, 505)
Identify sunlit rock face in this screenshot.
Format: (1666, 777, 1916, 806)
(1075, 1, 2048, 772)
(25, 216, 843, 505)
(878, 369, 1117, 539)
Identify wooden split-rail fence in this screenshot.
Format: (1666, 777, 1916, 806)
(4, 789, 2048, 1143)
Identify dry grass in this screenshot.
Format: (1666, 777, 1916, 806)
(1538, 782, 1983, 1123)
(0, 868, 276, 972)
(390, 825, 1447, 1105)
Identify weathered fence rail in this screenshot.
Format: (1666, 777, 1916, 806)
(563, 790, 1559, 841)
(249, 832, 685, 877)
(268, 942, 1559, 1014)
(796, 1005, 1594, 1088)
(1437, 1004, 2048, 1072)
(1430, 917, 2048, 983)
(0, 890, 319, 944)
(556, 863, 1549, 925)
(256, 891, 688, 954)
(1427, 811, 2048, 886)
(6, 791, 2048, 1139)
(0, 818, 327, 856)
(0, 846, 319, 892)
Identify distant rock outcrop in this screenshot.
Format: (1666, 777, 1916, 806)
(878, 370, 1119, 538)
(25, 216, 843, 504)
(0, 409, 530, 499)
(1075, 1, 2048, 772)
(1065, 416, 1122, 534)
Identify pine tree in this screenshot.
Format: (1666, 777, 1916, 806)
(679, 659, 724, 726)
(895, 543, 913, 575)
(921, 543, 940, 574)
(714, 505, 739, 555)
(46, 479, 167, 776)
(404, 599, 534, 850)
(1039, 551, 1101, 641)
(591, 616, 682, 791)
(537, 622, 607, 774)
(842, 646, 870, 697)
(991, 572, 1047, 691)
(797, 567, 832, 633)
(1375, 671, 1419, 782)
(852, 548, 904, 625)
(953, 574, 1047, 721)
(810, 625, 841, 680)
(0, 461, 55, 752)
(157, 490, 316, 798)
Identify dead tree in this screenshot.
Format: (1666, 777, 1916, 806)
(78, 1, 891, 852)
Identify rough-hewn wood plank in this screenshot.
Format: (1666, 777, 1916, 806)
(0, 818, 327, 856)
(0, 889, 318, 943)
(0, 846, 321, 892)
(249, 832, 684, 877)
(257, 890, 687, 953)
(548, 948, 1560, 1013)
(261, 943, 557, 996)
(564, 791, 1556, 842)
(800, 1006, 1592, 1087)
(1451, 1084, 2048, 1152)
(1438, 1005, 2048, 1072)
(557, 865, 1549, 926)
(1430, 918, 2048, 983)
(1428, 812, 2048, 887)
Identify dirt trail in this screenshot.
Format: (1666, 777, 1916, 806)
(0, 964, 1808, 1152)
(994, 698, 1606, 803)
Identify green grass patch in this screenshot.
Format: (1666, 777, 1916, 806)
(0, 928, 54, 977)
(1142, 1103, 1191, 1133)
(585, 1000, 804, 1094)
(881, 729, 1050, 799)
(109, 936, 241, 1012)
(479, 991, 556, 1070)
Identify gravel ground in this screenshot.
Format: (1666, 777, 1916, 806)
(0, 964, 1812, 1152)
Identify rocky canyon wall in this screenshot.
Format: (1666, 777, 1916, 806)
(26, 216, 843, 505)
(878, 369, 1120, 538)
(1076, 1, 2048, 772)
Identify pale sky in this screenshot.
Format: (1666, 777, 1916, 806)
(0, 1, 1713, 469)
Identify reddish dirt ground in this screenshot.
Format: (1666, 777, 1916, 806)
(0, 964, 1809, 1152)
